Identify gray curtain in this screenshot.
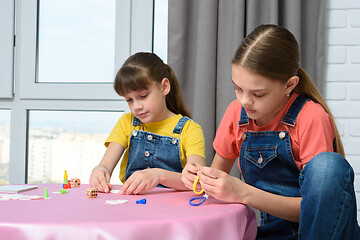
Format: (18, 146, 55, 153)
(168, 0, 326, 174)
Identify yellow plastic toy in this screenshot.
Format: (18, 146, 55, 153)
(193, 176, 204, 195)
(190, 175, 208, 206)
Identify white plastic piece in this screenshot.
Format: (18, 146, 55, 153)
(105, 199, 128, 205)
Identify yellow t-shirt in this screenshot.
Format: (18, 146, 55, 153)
(105, 113, 206, 183)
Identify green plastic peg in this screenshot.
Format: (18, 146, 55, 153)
(43, 188, 49, 198)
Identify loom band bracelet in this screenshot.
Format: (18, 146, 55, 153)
(189, 194, 208, 206)
(193, 175, 204, 195)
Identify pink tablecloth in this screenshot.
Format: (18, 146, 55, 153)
(0, 184, 257, 240)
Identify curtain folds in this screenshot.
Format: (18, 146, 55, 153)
(168, 0, 326, 173)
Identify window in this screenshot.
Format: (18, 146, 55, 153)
(19, 0, 154, 100)
(28, 110, 122, 184)
(37, 0, 116, 83)
(2, 0, 168, 184)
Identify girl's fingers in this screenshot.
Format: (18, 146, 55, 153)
(187, 163, 200, 174)
(198, 167, 223, 190)
(199, 166, 219, 179)
(133, 182, 148, 195)
(125, 177, 143, 195)
(182, 177, 193, 189)
(200, 182, 217, 195)
(100, 181, 109, 193)
(199, 175, 217, 189)
(182, 165, 202, 190)
(96, 174, 110, 192)
(120, 178, 132, 194)
(92, 180, 102, 192)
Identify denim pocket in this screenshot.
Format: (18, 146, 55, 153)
(244, 145, 277, 169)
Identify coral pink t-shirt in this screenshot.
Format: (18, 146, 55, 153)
(213, 93, 335, 170)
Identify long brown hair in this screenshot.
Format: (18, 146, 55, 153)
(114, 52, 192, 118)
(232, 24, 344, 157)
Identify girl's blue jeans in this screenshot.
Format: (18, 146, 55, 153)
(299, 152, 360, 239)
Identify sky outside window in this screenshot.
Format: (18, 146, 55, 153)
(37, 0, 116, 83)
(154, 0, 168, 63)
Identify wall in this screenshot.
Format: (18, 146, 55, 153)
(325, 0, 360, 219)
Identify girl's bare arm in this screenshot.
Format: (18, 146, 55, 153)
(202, 153, 301, 222)
(89, 142, 125, 192)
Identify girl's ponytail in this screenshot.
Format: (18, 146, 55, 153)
(295, 68, 345, 157)
(165, 64, 192, 118)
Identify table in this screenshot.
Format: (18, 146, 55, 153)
(0, 184, 257, 240)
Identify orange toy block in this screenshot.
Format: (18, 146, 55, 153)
(86, 188, 98, 198)
(70, 178, 81, 187)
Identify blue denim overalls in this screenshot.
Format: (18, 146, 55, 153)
(239, 96, 308, 239)
(125, 116, 190, 181)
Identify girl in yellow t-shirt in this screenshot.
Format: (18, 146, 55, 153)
(90, 52, 205, 195)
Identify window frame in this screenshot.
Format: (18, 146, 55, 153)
(4, 0, 157, 183)
(18, 0, 154, 100)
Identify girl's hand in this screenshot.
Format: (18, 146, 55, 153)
(120, 168, 161, 195)
(182, 162, 203, 191)
(89, 166, 113, 193)
(198, 166, 246, 203)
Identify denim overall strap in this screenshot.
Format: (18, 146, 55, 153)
(132, 116, 141, 126)
(173, 116, 191, 134)
(125, 117, 185, 182)
(281, 95, 309, 127)
(238, 108, 250, 127)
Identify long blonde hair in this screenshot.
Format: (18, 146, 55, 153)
(232, 24, 344, 157)
(114, 52, 192, 118)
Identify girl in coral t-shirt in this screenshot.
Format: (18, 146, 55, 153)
(182, 25, 359, 239)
